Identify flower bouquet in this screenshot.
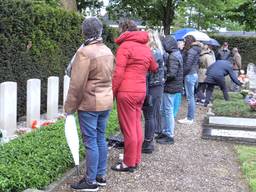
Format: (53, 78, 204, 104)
(244, 91, 256, 111)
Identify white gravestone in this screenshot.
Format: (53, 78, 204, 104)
(47, 76, 59, 120)
(0, 82, 17, 137)
(63, 75, 70, 109)
(247, 63, 256, 89)
(27, 79, 41, 128)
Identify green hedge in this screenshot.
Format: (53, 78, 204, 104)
(212, 35, 256, 70)
(0, 106, 118, 192)
(0, 0, 116, 118)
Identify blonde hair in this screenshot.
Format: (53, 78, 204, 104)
(147, 29, 164, 54)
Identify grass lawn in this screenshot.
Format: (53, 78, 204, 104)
(212, 90, 256, 118)
(235, 145, 256, 192)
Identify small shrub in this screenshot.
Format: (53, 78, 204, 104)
(0, 106, 118, 192)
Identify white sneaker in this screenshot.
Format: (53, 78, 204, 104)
(178, 118, 193, 124)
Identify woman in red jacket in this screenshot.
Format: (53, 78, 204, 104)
(111, 20, 158, 172)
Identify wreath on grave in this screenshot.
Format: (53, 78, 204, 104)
(244, 91, 256, 111)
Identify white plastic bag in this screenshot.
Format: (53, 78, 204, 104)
(65, 114, 79, 166)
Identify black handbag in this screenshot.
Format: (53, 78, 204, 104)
(143, 94, 153, 107)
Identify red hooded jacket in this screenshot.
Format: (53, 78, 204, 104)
(112, 31, 158, 96)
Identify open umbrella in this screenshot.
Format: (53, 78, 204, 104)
(65, 114, 80, 175)
(172, 28, 197, 40)
(203, 38, 220, 47)
(183, 31, 211, 41)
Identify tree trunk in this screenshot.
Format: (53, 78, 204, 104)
(162, 0, 175, 35)
(60, 0, 77, 11)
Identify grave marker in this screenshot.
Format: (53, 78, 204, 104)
(47, 76, 59, 120)
(247, 63, 256, 89)
(0, 82, 17, 137)
(27, 79, 41, 127)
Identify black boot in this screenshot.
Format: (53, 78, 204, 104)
(156, 136, 174, 145)
(142, 140, 154, 154)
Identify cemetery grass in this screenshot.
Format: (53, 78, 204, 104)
(0, 106, 118, 192)
(213, 91, 256, 118)
(235, 145, 256, 192)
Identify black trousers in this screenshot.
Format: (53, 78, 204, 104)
(143, 85, 163, 141)
(196, 82, 207, 101)
(205, 77, 229, 105)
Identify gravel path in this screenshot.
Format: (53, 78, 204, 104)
(55, 101, 249, 192)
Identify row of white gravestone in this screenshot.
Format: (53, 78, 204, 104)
(247, 63, 256, 89)
(0, 75, 70, 137)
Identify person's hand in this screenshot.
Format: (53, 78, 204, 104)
(65, 112, 72, 117)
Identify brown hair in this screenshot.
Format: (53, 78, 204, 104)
(119, 20, 138, 33)
(184, 35, 196, 52)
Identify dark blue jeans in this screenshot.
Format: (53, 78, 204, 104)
(78, 110, 110, 183)
(143, 85, 163, 140)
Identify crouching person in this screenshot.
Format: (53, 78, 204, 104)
(64, 17, 114, 191)
(204, 60, 242, 107)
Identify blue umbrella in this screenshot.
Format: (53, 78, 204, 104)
(172, 28, 197, 40)
(203, 38, 220, 46)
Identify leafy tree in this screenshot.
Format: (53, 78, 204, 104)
(60, 0, 77, 11)
(107, 0, 183, 35)
(32, 0, 77, 11)
(77, 0, 103, 15)
(32, 0, 61, 7)
(228, 0, 256, 30)
(175, 0, 246, 31)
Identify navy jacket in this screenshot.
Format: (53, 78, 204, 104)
(205, 60, 242, 85)
(183, 42, 201, 76)
(162, 35, 184, 94)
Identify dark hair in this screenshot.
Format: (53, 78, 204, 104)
(119, 19, 138, 33)
(184, 35, 196, 52)
(82, 17, 103, 40)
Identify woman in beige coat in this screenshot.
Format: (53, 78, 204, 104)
(197, 44, 215, 103)
(65, 17, 114, 191)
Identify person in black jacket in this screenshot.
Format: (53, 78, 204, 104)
(156, 35, 183, 144)
(178, 35, 201, 125)
(204, 60, 242, 106)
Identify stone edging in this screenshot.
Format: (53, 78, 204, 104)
(202, 116, 256, 144)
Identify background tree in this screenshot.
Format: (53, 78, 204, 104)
(107, 0, 183, 35)
(228, 0, 256, 30)
(77, 0, 103, 15)
(60, 0, 77, 11)
(32, 0, 77, 11)
(174, 0, 246, 31)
